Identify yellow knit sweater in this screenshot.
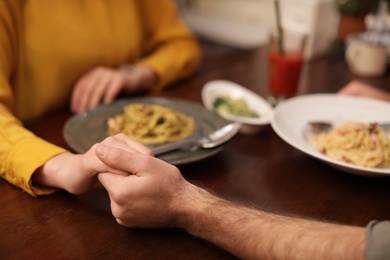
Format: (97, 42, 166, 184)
(0, 0, 202, 196)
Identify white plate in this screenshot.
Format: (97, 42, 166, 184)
(271, 94, 390, 177)
(202, 80, 273, 125)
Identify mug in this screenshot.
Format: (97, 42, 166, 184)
(345, 40, 388, 77)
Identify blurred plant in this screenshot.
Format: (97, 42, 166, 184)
(335, 0, 389, 16)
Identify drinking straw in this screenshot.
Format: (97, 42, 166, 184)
(274, 0, 285, 55)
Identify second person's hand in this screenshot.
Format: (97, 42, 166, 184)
(338, 81, 390, 102)
(70, 66, 140, 113)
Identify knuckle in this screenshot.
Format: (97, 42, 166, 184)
(110, 203, 125, 219)
(137, 155, 153, 168)
(116, 133, 128, 139)
(110, 148, 127, 163)
(110, 187, 129, 205)
(145, 148, 154, 156)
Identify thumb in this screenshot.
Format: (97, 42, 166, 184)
(96, 144, 133, 171)
(95, 144, 150, 175)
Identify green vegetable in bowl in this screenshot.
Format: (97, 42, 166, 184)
(213, 95, 259, 118)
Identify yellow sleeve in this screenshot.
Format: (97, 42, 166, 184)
(0, 1, 67, 197)
(136, 0, 203, 93)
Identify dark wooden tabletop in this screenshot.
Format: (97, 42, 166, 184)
(2, 40, 390, 259)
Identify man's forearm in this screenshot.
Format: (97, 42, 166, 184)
(176, 184, 365, 259)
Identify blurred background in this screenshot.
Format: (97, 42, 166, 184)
(173, 0, 390, 61)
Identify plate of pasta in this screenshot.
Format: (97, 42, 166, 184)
(63, 97, 231, 165)
(271, 94, 390, 176)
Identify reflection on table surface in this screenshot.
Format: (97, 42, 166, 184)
(3, 40, 390, 259)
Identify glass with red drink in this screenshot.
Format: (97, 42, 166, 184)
(268, 32, 305, 104)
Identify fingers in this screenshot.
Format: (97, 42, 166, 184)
(338, 81, 365, 96)
(71, 69, 98, 112)
(95, 145, 149, 175)
(103, 76, 123, 105)
(101, 133, 153, 156)
(338, 81, 390, 101)
(98, 172, 135, 209)
(85, 74, 109, 110)
(89, 71, 122, 107)
(81, 133, 153, 179)
(71, 67, 126, 113)
(88, 134, 153, 175)
(98, 171, 127, 192)
(97, 176, 137, 227)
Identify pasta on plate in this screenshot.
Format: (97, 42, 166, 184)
(107, 103, 195, 144)
(310, 121, 390, 168)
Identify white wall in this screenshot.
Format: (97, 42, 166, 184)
(176, 0, 340, 60)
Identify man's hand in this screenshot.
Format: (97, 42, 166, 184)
(96, 145, 195, 228)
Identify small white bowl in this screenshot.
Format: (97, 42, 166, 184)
(201, 80, 273, 135)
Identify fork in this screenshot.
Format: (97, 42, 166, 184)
(307, 121, 390, 135)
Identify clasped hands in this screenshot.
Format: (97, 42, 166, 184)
(41, 133, 194, 229)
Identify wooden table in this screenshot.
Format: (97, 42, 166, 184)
(2, 40, 390, 259)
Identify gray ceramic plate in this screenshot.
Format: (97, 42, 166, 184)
(63, 97, 230, 165)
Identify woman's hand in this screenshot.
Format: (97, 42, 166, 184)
(32, 134, 153, 194)
(71, 66, 139, 113)
(71, 64, 157, 113)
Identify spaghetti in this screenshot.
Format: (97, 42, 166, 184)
(107, 103, 195, 144)
(311, 121, 390, 168)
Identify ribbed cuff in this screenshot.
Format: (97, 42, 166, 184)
(366, 220, 390, 260)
